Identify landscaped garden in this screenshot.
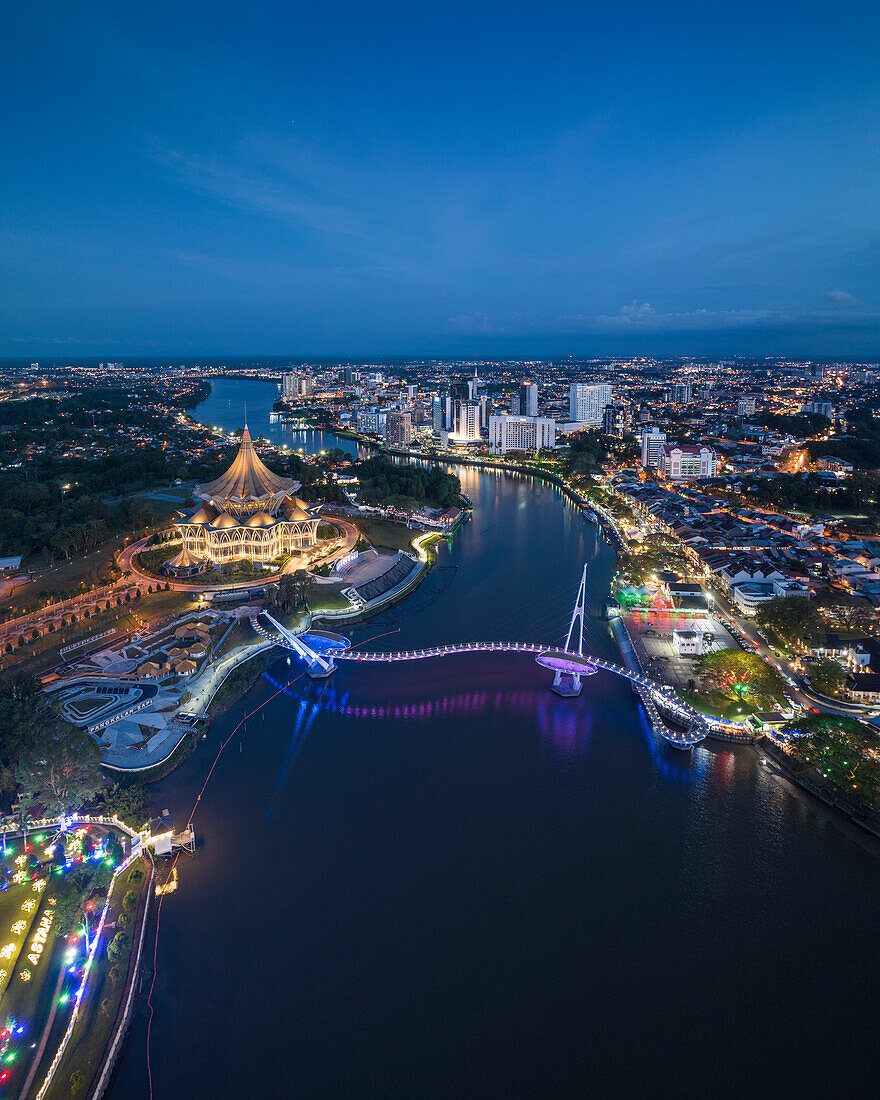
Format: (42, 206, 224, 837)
(0, 824, 132, 1097)
(780, 713, 880, 811)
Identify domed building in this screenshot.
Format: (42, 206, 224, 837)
(171, 427, 320, 570)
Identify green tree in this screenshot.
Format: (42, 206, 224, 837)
(697, 650, 785, 703)
(15, 723, 102, 818)
(267, 571, 312, 616)
(816, 591, 870, 629)
(107, 931, 130, 960)
(755, 596, 823, 649)
(94, 782, 151, 829)
(810, 658, 848, 697)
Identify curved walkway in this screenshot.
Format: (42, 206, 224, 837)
(336, 642, 708, 747)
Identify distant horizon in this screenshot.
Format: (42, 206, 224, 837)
(2, 343, 879, 366)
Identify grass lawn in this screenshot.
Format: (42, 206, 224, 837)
(43, 861, 147, 1100)
(9, 539, 128, 607)
(0, 828, 125, 1097)
(349, 516, 418, 552)
(680, 690, 763, 721)
(309, 589, 351, 612)
(214, 618, 255, 660)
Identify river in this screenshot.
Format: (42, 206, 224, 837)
(108, 379, 880, 1097)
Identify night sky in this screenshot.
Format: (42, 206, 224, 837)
(3, 1, 879, 357)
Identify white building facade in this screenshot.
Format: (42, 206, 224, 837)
(569, 383, 612, 425)
(489, 415, 556, 454)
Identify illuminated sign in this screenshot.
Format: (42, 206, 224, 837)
(26, 906, 55, 968)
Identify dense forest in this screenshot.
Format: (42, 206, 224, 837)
(352, 457, 461, 510)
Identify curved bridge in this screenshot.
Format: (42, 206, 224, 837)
(336, 644, 707, 748)
(261, 563, 711, 749)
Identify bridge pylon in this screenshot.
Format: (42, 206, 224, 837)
(549, 563, 595, 697)
(262, 612, 338, 677)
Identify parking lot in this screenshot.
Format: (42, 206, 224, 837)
(624, 611, 740, 690)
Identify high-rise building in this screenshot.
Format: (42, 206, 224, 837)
(452, 400, 482, 442)
(513, 382, 538, 417)
(671, 384, 693, 404)
(602, 403, 631, 437)
(386, 412, 413, 447)
(569, 383, 613, 425)
(282, 372, 313, 398)
(805, 400, 833, 418)
(356, 409, 386, 436)
(640, 427, 667, 468)
(450, 378, 470, 404)
(432, 395, 452, 432)
(342, 367, 354, 385)
(489, 415, 556, 454)
(737, 395, 757, 417)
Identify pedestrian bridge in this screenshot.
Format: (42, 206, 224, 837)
(261, 567, 708, 749)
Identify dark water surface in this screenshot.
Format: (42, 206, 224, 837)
(191, 376, 367, 458)
(107, 384, 880, 1098)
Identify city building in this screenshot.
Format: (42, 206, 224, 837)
(569, 383, 613, 425)
(432, 395, 452, 432)
(512, 382, 538, 417)
(658, 444, 718, 481)
(282, 372, 314, 399)
(602, 403, 631, 437)
(640, 427, 667, 468)
(172, 427, 320, 568)
(488, 415, 556, 454)
(356, 409, 386, 436)
(670, 384, 693, 404)
(737, 395, 757, 417)
(386, 411, 413, 447)
(804, 400, 833, 418)
(451, 400, 482, 442)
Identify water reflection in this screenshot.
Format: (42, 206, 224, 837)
(262, 669, 721, 788)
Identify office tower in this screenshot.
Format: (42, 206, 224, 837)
(513, 382, 538, 417)
(452, 400, 482, 442)
(432, 395, 452, 432)
(737, 395, 757, 416)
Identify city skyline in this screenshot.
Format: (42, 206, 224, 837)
(3, 1, 880, 357)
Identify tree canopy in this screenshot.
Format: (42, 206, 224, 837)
(697, 650, 785, 704)
(0, 670, 103, 816)
(755, 596, 823, 649)
(353, 457, 461, 510)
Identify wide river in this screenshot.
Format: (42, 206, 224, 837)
(110, 379, 880, 1097)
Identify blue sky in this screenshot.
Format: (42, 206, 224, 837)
(2, 0, 879, 357)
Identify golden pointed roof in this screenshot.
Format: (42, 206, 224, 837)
(244, 511, 276, 528)
(168, 546, 204, 569)
(209, 512, 239, 529)
(197, 427, 298, 505)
